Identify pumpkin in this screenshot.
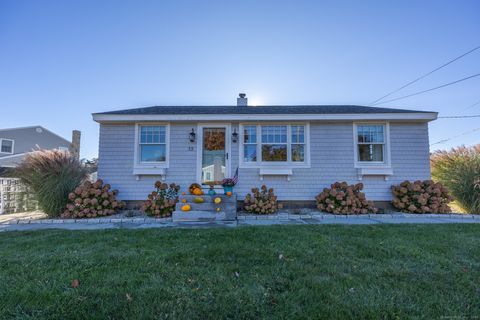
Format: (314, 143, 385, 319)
(181, 204, 191, 211)
(226, 191, 232, 197)
(181, 199, 187, 203)
(214, 197, 222, 204)
(193, 197, 204, 203)
(181, 191, 186, 195)
(189, 183, 202, 194)
(193, 188, 203, 196)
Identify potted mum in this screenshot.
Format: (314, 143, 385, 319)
(221, 168, 238, 194)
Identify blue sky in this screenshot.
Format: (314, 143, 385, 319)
(1, 0, 479, 159)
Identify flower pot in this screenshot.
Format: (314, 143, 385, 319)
(223, 185, 233, 194)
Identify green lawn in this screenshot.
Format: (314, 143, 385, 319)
(1, 225, 479, 319)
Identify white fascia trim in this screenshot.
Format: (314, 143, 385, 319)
(0, 152, 26, 160)
(0, 126, 71, 146)
(92, 112, 438, 122)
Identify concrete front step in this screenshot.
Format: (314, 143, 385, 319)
(179, 194, 236, 203)
(175, 194, 238, 221)
(175, 202, 219, 211)
(172, 210, 229, 222)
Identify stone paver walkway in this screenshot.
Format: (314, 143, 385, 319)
(0, 213, 479, 232)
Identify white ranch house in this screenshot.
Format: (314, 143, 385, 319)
(93, 94, 437, 208)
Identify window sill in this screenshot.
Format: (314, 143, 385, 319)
(133, 167, 167, 181)
(240, 163, 310, 169)
(356, 167, 393, 181)
(259, 168, 293, 181)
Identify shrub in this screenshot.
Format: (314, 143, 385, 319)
(141, 181, 180, 217)
(244, 185, 278, 214)
(315, 182, 377, 214)
(61, 179, 125, 218)
(391, 180, 453, 213)
(431, 145, 480, 214)
(15, 149, 87, 217)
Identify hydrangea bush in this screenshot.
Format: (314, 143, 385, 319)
(315, 182, 377, 214)
(391, 180, 453, 213)
(62, 179, 125, 218)
(141, 181, 180, 217)
(244, 185, 278, 214)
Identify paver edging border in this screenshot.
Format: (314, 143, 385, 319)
(1, 213, 479, 225)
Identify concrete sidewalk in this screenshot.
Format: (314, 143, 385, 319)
(1, 213, 479, 232)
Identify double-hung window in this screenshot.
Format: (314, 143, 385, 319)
(355, 124, 387, 163)
(0, 139, 14, 154)
(139, 125, 167, 163)
(243, 125, 257, 162)
(291, 125, 305, 162)
(261, 126, 288, 161)
(241, 124, 309, 166)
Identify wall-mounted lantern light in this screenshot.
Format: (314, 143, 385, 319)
(232, 129, 239, 143)
(189, 128, 196, 142)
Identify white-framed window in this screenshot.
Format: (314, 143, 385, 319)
(353, 123, 390, 167)
(239, 123, 310, 167)
(134, 124, 170, 167)
(261, 125, 288, 162)
(243, 125, 257, 162)
(0, 139, 14, 154)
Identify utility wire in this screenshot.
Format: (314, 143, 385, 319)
(430, 126, 480, 146)
(463, 98, 480, 110)
(372, 73, 480, 105)
(370, 45, 480, 105)
(438, 114, 480, 119)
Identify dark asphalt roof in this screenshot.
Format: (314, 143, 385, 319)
(94, 105, 432, 115)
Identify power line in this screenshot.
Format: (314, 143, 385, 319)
(372, 73, 480, 105)
(430, 126, 480, 146)
(464, 98, 480, 110)
(369, 45, 480, 105)
(438, 114, 480, 119)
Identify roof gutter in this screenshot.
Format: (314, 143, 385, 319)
(92, 112, 438, 123)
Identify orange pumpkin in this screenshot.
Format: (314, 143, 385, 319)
(181, 199, 187, 203)
(189, 183, 202, 194)
(193, 188, 203, 196)
(226, 191, 233, 197)
(181, 204, 191, 211)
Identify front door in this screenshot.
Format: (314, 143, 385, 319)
(198, 124, 230, 185)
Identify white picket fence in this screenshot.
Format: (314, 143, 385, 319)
(0, 178, 38, 214)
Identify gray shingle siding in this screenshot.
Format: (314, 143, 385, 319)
(98, 121, 431, 202)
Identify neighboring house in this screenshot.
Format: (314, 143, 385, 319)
(0, 126, 80, 171)
(92, 94, 437, 207)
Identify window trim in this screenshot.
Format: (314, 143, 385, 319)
(353, 122, 391, 168)
(133, 123, 170, 168)
(239, 122, 310, 168)
(0, 138, 14, 154)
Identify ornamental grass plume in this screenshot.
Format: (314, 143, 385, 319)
(431, 144, 480, 213)
(15, 149, 87, 217)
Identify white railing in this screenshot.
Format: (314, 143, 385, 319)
(0, 178, 38, 214)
